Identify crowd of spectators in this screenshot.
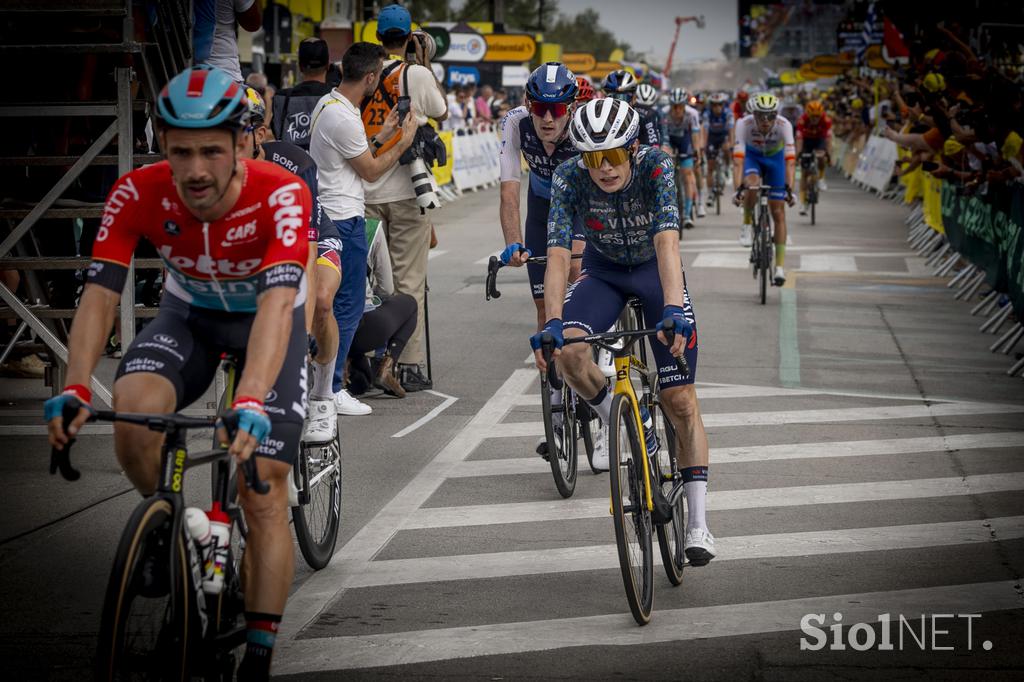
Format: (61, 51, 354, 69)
(443, 84, 515, 131)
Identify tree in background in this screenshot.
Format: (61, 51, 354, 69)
(545, 8, 631, 61)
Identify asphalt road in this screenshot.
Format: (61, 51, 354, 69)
(1, 171, 1022, 680)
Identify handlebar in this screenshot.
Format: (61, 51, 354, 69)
(50, 400, 269, 494)
(541, 322, 691, 379)
(485, 252, 584, 301)
(734, 184, 794, 202)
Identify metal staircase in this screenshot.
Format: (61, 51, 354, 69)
(0, 0, 192, 404)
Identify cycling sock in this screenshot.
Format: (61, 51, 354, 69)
(586, 385, 612, 425)
(310, 358, 336, 400)
(775, 244, 787, 268)
(681, 466, 709, 530)
(683, 197, 693, 219)
(743, 207, 753, 225)
(239, 612, 280, 680)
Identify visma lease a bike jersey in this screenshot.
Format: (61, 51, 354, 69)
(547, 146, 679, 266)
(88, 159, 312, 313)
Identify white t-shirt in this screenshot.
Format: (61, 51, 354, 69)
(364, 60, 448, 205)
(309, 90, 369, 221)
(204, 0, 253, 83)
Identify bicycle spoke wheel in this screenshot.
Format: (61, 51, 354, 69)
(810, 190, 817, 225)
(97, 498, 191, 681)
(759, 216, 770, 305)
(541, 370, 578, 498)
(577, 399, 598, 474)
(293, 433, 343, 569)
(608, 394, 654, 626)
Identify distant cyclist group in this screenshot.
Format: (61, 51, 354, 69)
(42, 35, 838, 673)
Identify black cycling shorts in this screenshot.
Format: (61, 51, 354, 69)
(801, 137, 826, 153)
(115, 293, 308, 463)
(562, 255, 698, 389)
(525, 188, 585, 300)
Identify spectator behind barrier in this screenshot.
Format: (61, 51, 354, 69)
(308, 41, 419, 416)
(271, 37, 334, 149)
(195, 0, 262, 84)
(363, 3, 449, 393)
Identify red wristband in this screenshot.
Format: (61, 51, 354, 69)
(63, 384, 92, 404)
(232, 395, 265, 411)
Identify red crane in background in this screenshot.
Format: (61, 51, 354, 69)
(664, 15, 707, 75)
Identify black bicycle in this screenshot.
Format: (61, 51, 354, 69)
(214, 355, 341, 570)
(487, 254, 599, 487)
(736, 184, 791, 305)
(799, 151, 820, 225)
(51, 403, 267, 680)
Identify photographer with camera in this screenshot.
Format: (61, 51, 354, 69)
(362, 3, 448, 393)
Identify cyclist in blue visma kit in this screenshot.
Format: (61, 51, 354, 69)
(530, 98, 716, 565)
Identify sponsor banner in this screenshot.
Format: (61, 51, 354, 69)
(443, 32, 487, 62)
(447, 65, 480, 86)
(483, 33, 536, 62)
(562, 52, 596, 73)
(452, 128, 501, 191)
(590, 61, 622, 80)
(501, 64, 530, 88)
(922, 172, 944, 234)
(539, 43, 562, 63)
(852, 135, 898, 193)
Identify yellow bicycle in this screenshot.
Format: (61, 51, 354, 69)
(541, 310, 691, 625)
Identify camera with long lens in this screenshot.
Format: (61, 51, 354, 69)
(400, 124, 448, 210)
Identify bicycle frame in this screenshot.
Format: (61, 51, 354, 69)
(609, 348, 656, 515)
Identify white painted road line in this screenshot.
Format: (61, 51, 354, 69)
(405, 473, 1024, 529)
(690, 252, 751, 269)
(799, 254, 858, 272)
(281, 369, 536, 640)
(489, 402, 1024, 438)
(274, 580, 1020, 673)
(427, 249, 448, 260)
(342, 516, 1024, 588)
(391, 390, 458, 438)
(451, 431, 1024, 478)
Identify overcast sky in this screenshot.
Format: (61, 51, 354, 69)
(554, 0, 739, 65)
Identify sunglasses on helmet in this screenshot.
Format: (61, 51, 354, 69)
(581, 146, 632, 169)
(528, 100, 570, 119)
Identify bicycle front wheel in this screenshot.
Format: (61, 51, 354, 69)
(608, 393, 655, 625)
(96, 497, 191, 681)
(759, 212, 771, 305)
(293, 433, 343, 569)
(541, 370, 578, 498)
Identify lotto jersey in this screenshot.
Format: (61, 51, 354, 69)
(88, 159, 312, 313)
(733, 114, 796, 160)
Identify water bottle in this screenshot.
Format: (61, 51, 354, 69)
(202, 503, 231, 595)
(184, 507, 212, 574)
(639, 405, 660, 457)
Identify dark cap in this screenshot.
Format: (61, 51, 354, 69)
(299, 38, 330, 70)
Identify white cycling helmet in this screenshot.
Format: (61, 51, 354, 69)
(750, 92, 780, 114)
(569, 98, 641, 152)
(602, 69, 638, 94)
(669, 87, 688, 105)
(635, 83, 658, 107)
(709, 92, 728, 105)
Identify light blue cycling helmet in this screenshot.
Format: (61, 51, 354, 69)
(156, 65, 250, 130)
(526, 62, 578, 103)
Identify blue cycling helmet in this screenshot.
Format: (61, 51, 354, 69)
(602, 70, 638, 94)
(377, 4, 411, 37)
(156, 65, 250, 130)
(526, 62, 578, 103)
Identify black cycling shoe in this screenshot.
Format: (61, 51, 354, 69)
(399, 364, 432, 392)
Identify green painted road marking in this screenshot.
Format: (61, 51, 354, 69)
(779, 287, 801, 387)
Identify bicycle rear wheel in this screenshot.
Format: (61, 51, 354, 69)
(96, 497, 191, 681)
(608, 393, 655, 625)
(758, 212, 771, 305)
(649, 398, 685, 586)
(577, 399, 598, 474)
(293, 433, 343, 569)
(810, 186, 817, 225)
(540, 369, 578, 498)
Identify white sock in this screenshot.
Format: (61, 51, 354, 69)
(588, 389, 613, 425)
(684, 480, 708, 531)
(310, 359, 336, 400)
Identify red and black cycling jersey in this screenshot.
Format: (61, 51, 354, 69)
(796, 113, 833, 141)
(88, 159, 312, 313)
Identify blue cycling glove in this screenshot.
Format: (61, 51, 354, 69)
(44, 385, 94, 427)
(661, 305, 693, 343)
(499, 242, 531, 265)
(229, 397, 272, 444)
(529, 318, 564, 351)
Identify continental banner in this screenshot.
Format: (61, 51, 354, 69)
(940, 182, 1024, 320)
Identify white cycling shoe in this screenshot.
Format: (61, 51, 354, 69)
(696, 204, 707, 218)
(739, 224, 753, 247)
(684, 527, 717, 566)
(335, 389, 371, 416)
(799, 204, 808, 216)
(818, 178, 828, 191)
(773, 266, 786, 286)
(303, 399, 337, 442)
(590, 425, 609, 472)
